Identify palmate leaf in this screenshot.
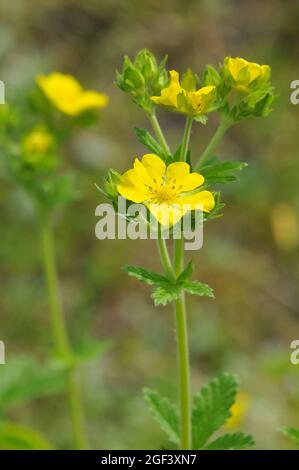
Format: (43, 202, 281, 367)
(200, 157, 247, 184)
(143, 388, 180, 446)
(0, 422, 54, 450)
(135, 127, 169, 161)
(0, 356, 66, 411)
(204, 432, 254, 450)
(281, 426, 299, 446)
(124, 264, 214, 307)
(192, 373, 238, 449)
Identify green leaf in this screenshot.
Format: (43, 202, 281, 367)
(123, 265, 170, 286)
(151, 285, 179, 306)
(135, 127, 168, 160)
(204, 432, 254, 450)
(0, 356, 66, 411)
(176, 261, 194, 284)
(200, 159, 248, 184)
(192, 373, 238, 449)
(182, 280, 214, 298)
(143, 388, 180, 446)
(281, 426, 299, 446)
(0, 422, 54, 450)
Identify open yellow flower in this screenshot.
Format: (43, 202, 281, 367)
(117, 154, 215, 226)
(151, 70, 216, 116)
(225, 57, 271, 92)
(36, 72, 108, 116)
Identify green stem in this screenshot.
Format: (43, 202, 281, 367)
(157, 236, 175, 281)
(174, 292, 191, 449)
(40, 219, 89, 450)
(147, 112, 171, 156)
(195, 115, 231, 170)
(180, 116, 193, 162)
(149, 112, 192, 449)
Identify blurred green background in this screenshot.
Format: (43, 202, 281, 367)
(1, 0, 299, 450)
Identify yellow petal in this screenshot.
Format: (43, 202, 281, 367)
(75, 91, 108, 112)
(147, 202, 185, 227)
(182, 172, 204, 191)
(166, 162, 190, 182)
(141, 154, 166, 186)
(133, 158, 154, 186)
(151, 70, 183, 108)
(188, 86, 216, 114)
(178, 190, 215, 212)
(117, 170, 150, 203)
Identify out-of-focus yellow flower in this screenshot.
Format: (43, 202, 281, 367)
(151, 70, 216, 116)
(36, 72, 108, 116)
(224, 57, 271, 93)
(271, 203, 299, 251)
(22, 127, 54, 155)
(117, 154, 215, 226)
(226, 392, 250, 429)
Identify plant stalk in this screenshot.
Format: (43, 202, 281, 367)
(149, 113, 193, 449)
(195, 115, 231, 170)
(147, 112, 171, 156)
(40, 219, 89, 450)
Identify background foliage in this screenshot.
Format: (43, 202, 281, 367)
(0, 0, 299, 449)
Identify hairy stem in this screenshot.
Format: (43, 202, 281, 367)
(40, 219, 89, 450)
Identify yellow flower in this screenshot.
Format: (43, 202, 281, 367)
(225, 57, 271, 92)
(22, 128, 54, 154)
(117, 154, 215, 226)
(151, 70, 216, 116)
(36, 72, 108, 116)
(226, 392, 250, 429)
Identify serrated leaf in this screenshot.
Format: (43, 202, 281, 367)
(204, 432, 254, 450)
(123, 265, 170, 286)
(0, 356, 66, 411)
(176, 261, 194, 284)
(200, 159, 247, 184)
(281, 426, 299, 446)
(192, 373, 238, 449)
(151, 285, 179, 306)
(0, 422, 54, 450)
(135, 128, 168, 160)
(182, 280, 214, 298)
(143, 388, 180, 445)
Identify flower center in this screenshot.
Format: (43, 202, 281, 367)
(147, 177, 183, 204)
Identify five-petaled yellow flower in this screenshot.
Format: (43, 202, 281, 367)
(117, 154, 215, 226)
(36, 72, 109, 116)
(151, 70, 216, 116)
(22, 127, 54, 155)
(225, 57, 271, 93)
